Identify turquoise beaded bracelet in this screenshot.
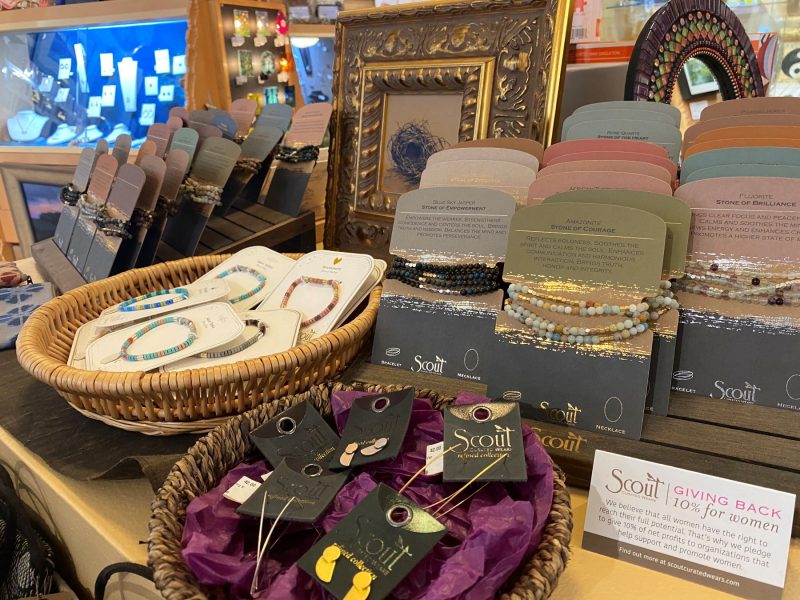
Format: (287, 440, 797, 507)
(100, 316, 197, 365)
(216, 265, 267, 304)
(118, 288, 190, 312)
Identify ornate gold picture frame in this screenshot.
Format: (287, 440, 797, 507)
(324, 0, 573, 255)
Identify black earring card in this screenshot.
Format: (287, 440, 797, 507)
(262, 103, 331, 217)
(54, 146, 103, 253)
(297, 484, 447, 600)
(237, 458, 349, 523)
(83, 163, 146, 282)
(330, 389, 413, 471)
(250, 400, 339, 468)
(135, 148, 191, 267)
(371, 187, 515, 384)
(112, 155, 166, 272)
(543, 190, 691, 416)
(486, 203, 667, 441)
(161, 137, 242, 257)
(443, 402, 526, 482)
(66, 154, 118, 272)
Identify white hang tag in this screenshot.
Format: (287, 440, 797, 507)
(425, 441, 445, 476)
(223, 476, 262, 504)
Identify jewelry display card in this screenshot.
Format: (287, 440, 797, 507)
(683, 115, 800, 154)
(111, 155, 166, 273)
(673, 177, 800, 412)
(681, 148, 800, 184)
(538, 159, 672, 185)
(161, 137, 242, 256)
(229, 98, 258, 138)
(283, 102, 332, 147)
(685, 164, 800, 184)
(427, 147, 540, 173)
(101, 85, 116, 108)
(687, 138, 800, 159)
(259, 250, 374, 342)
(164, 308, 301, 371)
(486, 203, 667, 440)
(158, 85, 175, 103)
(419, 160, 536, 208)
(211, 112, 238, 140)
(695, 125, 800, 147)
(452, 137, 544, 162)
(330, 388, 413, 471)
(66, 155, 119, 272)
(562, 119, 682, 163)
(86, 302, 244, 372)
(172, 54, 187, 75)
(112, 135, 132, 166)
(139, 103, 156, 127)
(372, 188, 513, 383)
(135, 141, 157, 164)
(548, 150, 678, 181)
(154, 48, 171, 74)
(54, 147, 103, 252)
(443, 402, 526, 482)
(168, 128, 199, 171)
(95, 278, 230, 328)
(190, 123, 224, 147)
(527, 171, 672, 203)
(99, 53, 115, 77)
(169, 106, 189, 125)
(297, 483, 446, 600)
(57, 58, 72, 81)
(83, 163, 146, 282)
(700, 97, 800, 121)
(146, 124, 172, 158)
(136, 148, 191, 267)
(188, 110, 215, 128)
(144, 76, 159, 97)
(574, 100, 681, 126)
(544, 190, 691, 416)
(542, 139, 670, 166)
(250, 400, 339, 468)
(166, 116, 183, 132)
(86, 96, 102, 118)
(563, 109, 676, 137)
(334, 259, 387, 328)
(68, 322, 108, 369)
(197, 246, 296, 311)
(256, 102, 293, 132)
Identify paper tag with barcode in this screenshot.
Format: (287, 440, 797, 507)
(223, 476, 262, 504)
(426, 441, 444, 475)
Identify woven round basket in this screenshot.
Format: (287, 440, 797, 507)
(15, 255, 381, 435)
(149, 382, 573, 600)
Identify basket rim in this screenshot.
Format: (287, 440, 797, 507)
(16, 254, 382, 398)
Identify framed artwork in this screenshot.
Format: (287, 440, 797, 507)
(324, 0, 574, 256)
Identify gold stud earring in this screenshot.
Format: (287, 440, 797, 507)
(343, 570, 372, 600)
(359, 437, 388, 456)
(339, 442, 359, 467)
(314, 544, 341, 583)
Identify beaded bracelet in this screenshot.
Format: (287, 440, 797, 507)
(181, 177, 223, 206)
(674, 278, 800, 306)
(235, 157, 263, 175)
(95, 208, 133, 239)
(132, 207, 155, 229)
(276, 144, 320, 163)
(100, 316, 197, 364)
(60, 184, 82, 206)
(389, 273, 500, 296)
(78, 197, 101, 219)
(216, 265, 267, 304)
(197, 319, 267, 358)
(391, 257, 499, 274)
(118, 288, 190, 312)
(280, 276, 341, 327)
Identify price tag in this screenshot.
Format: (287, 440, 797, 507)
(154, 48, 171, 74)
(584, 451, 794, 599)
(87, 96, 102, 118)
(54, 87, 69, 103)
(139, 103, 156, 127)
(57, 57, 72, 80)
(172, 54, 187, 75)
(144, 76, 159, 96)
(100, 53, 115, 76)
(223, 476, 262, 504)
(425, 441, 444, 475)
(158, 85, 175, 103)
(101, 85, 116, 107)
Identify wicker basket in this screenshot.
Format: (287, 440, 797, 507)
(15, 255, 381, 434)
(149, 382, 573, 600)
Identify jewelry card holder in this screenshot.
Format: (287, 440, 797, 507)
(673, 176, 800, 412)
(371, 187, 514, 384)
(66, 154, 119, 273)
(527, 171, 673, 203)
(83, 164, 147, 282)
(419, 160, 536, 208)
(261, 103, 331, 217)
(211, 112, 238, 140)
(112, 155, 166, 273)
(161, 137, 242, 257)
(543, 190, 691, 416)
(53, 146, 104, 253)
(486, 202, 667, 440)
(136, 148, 191, 268)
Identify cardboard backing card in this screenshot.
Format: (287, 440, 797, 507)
(527, 171, 672, 203)
(262, 103, 332, 216)
(112, 155, 166, 273)
(544, 190, 691, 416)
(562, 119, 682, 163)
(86, 302, 244, 372)
(547, 150, 678, 180)
(700, 97, 800, 121)
(146, 123, 173, 158)
(161, 137, 242, 256)
(427, 146, 539, 173)
(681, 147, 800, 184)
(54, 147, 103, 252)
(65, 154, 118, 272)
(197, 246, 296, 311)
(83, 163, 146, 282)
(537, 159, 672, 185)
(684, 164, 800, 183)
(542, 138, 670, 166)
(136, 148, 191, 267)
(683, 114, 800, 153)
(486, 203, 666, 440)
(229, 98, 257, 138)
(164, 308, 301, 371)
(419, 160, 535, 207)
(451, 137, 544, 161)
(674, 177, 800, 411)
(258, 250, 374, 342)
(573, 100, 682, 126)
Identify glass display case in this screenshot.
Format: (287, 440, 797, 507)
(0, 17, 188, 148)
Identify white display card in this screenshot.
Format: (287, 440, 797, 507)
(101, 85, 116, 108)
(158, 85, 175, 103)
(334, 259, 387, 328)
(154, 49, 171, 74)
(144, 77, 159, 97)
(100, 53, 115, 77)
(164, 308, 302, 371)
(39, 75, 54, 93)
(197, 246, 296, 313)
(68, 321, 110, 370)
(172, 55, 187, 75)
(86, 96, 102, 118)
(54, 87, 69, 103)
(87, 302, 244, 372)
(57, 58, 72, 81)
(584, 451, 794, 599)
(140, 103, 156, 127)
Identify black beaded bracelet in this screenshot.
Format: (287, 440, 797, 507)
(60, 184, 82, 206)
(276, 144, 320, 163)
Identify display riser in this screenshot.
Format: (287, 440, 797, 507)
(343, 359, 800, 537)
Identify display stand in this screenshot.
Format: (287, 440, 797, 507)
(31, 238, 88, 293)
(343, 358, 800, 537)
